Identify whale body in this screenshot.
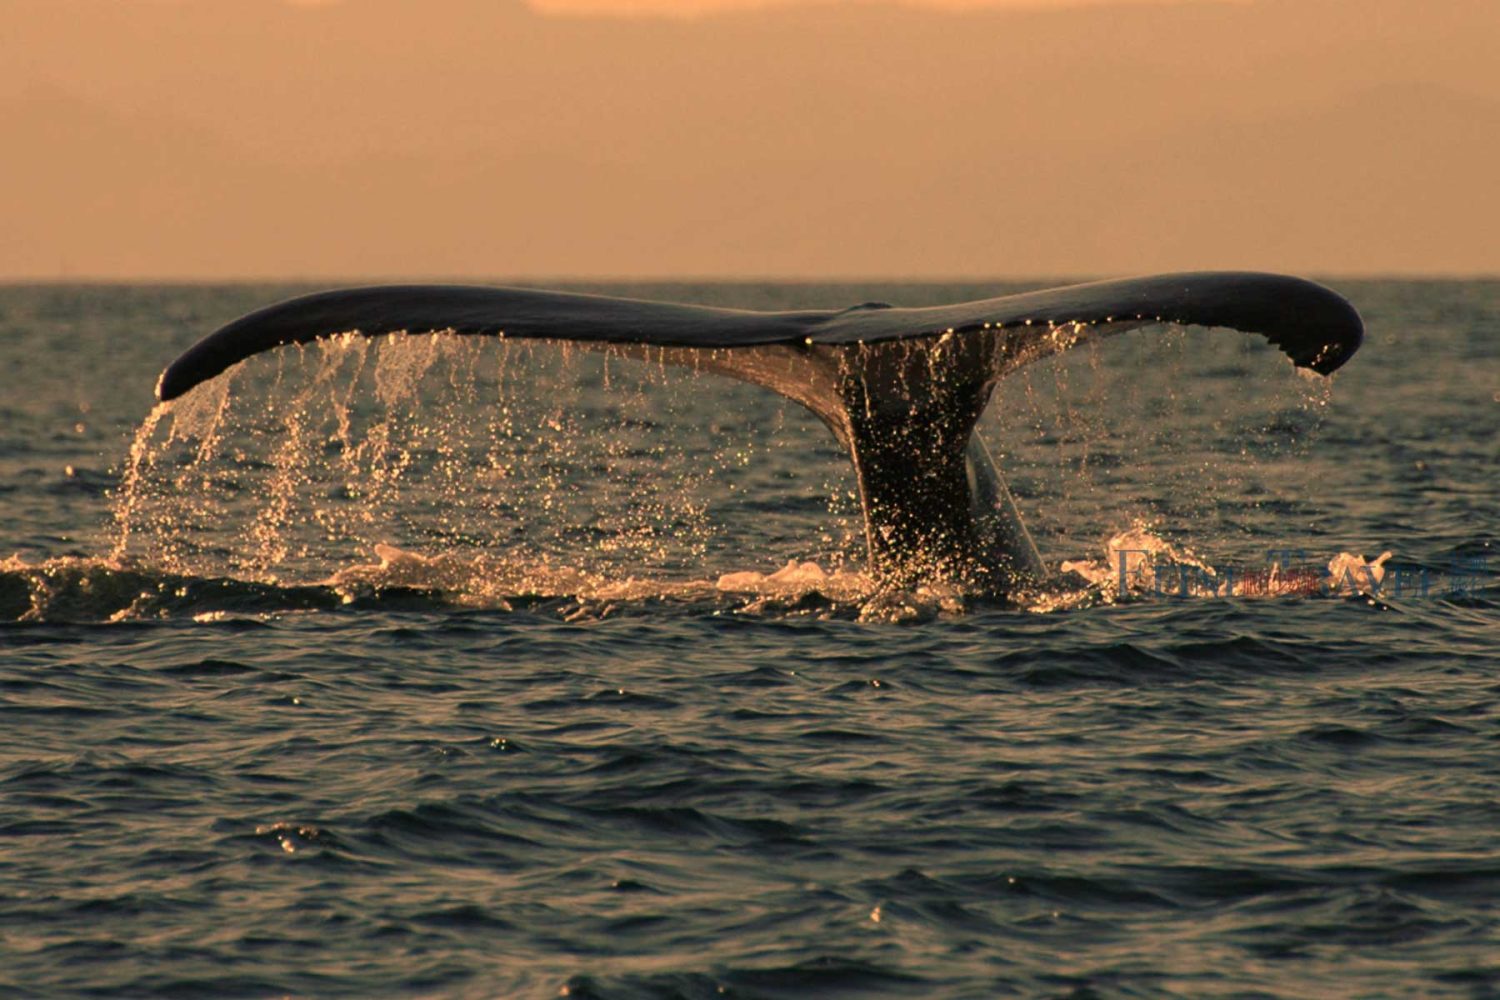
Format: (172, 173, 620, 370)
(155, 272, 1363, 594)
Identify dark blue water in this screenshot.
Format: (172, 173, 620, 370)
(2, 282, 1496, 997)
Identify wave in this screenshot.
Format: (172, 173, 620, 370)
(5, 525, 1453, 625)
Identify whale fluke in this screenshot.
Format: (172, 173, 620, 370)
(154, 273, 1363, 593)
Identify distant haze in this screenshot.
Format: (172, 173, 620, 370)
(1, 0, 1495, 279)
(529, 0, 1235, 14)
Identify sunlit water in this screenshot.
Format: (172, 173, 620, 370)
(1, 281, 1496, 997)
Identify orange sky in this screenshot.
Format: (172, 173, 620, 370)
(526, 0, 1225, 13)
(1, 0, 1496, 279)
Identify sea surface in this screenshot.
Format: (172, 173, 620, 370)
(1, 280, 1496, 998)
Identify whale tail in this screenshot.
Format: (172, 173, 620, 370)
(154, 273, 1363, 593)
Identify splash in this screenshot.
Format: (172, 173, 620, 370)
(326, 545, 958, 623)
(984, 326, 1336, 553)
(94, 317, 1347, 621)
(108, 333, 859, 593)
(1324, 550, 1393, 597)
(109, 400, 174, 563)
(1049, 519, 1398, 604)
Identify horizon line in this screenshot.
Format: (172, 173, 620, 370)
(4, 271, 1497, 288)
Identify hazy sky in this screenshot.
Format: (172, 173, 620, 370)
(2, 0, 1496, 279)
(527, 0, 1229, 14)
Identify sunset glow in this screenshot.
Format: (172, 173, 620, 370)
(525, 0, 1233, 15)
(3, 0, 1495, 278)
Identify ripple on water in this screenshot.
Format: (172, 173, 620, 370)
(2, 282, 1499, 997)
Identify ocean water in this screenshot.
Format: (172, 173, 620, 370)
(1, 280, 1497, 998)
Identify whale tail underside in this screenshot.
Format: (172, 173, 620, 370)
(154, 272, 1363, 593)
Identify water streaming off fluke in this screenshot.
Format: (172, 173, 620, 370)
(59, 318, 1350, 623)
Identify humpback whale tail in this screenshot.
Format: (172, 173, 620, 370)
(155, 272, 1363, 594)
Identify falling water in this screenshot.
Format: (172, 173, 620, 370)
(107, 333, 870, 612)
(93, 319, 1344, 623)
(984, 325, 1339, 576)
